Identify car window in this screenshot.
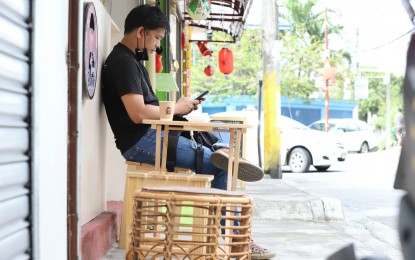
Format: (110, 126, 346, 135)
(309, 122, 337, 132)
(327, 123, 337, 132)
(282, 117, 310, 130)
(346, 120, 359, 131)
(356, 121, 368, 130)
(309, 123, 324, 131)
(335, 121, 348, 132)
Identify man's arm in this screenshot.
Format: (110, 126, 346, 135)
(121, 93, 202, 124)
(121, 93, 159, 124)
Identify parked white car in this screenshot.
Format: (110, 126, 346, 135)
(308, 118, 378, 153)
(210, 111, 345, 173)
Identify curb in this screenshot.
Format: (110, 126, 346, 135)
(244, 178, 345, 221)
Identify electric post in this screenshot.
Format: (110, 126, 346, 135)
(262, 0, 282, 179)
(324, 8, 329, 132)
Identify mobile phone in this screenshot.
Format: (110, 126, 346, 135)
(195, 91, 209, 100)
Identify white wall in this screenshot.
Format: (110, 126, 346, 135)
(79, 0, 140, 224)
(32, 0, 69, 259)
(111, 0, 140, 31)
(80, 0, 120, 225)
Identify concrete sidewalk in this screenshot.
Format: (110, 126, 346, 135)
(104, 176, 404, 260)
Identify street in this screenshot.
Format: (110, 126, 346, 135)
(243, 146, 406, 260)
(283, 146, 405, 229)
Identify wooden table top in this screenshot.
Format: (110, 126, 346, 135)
(142, 118, 252, 130)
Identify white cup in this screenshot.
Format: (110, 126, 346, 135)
(159, 101, 175, 121)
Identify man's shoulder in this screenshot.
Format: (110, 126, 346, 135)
(106, 44, 136, 67)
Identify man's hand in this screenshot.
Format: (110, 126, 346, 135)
(174, 96, 202, 115)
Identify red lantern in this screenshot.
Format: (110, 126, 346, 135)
(156, 54, 163, 73)
(204, 65, 214, 76)
(181, 32, 185, 51)
(218, 48, 233, 75)
(197, 41, 212, 56)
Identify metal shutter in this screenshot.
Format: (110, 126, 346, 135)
(0, 0, 32, 259)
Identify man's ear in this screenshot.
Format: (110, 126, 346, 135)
(136, 27, 145, 38)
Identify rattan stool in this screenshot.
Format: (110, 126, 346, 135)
(119, 161, 214, 250)
(127, 186, 252, 260)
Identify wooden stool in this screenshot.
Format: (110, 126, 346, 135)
(127, 186, 252, 260)
(126, 161, 191, 174)
(119, 161, 214, 250)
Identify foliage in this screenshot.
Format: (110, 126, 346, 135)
(357, 74, 404, 130)
(279, 0, 353, 100)
(280, 33, 321, 99)
(190, 29, 262, 101)
(280, 0, 343, 41)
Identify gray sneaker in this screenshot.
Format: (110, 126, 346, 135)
(250, 240, 276, 259)
(210, 149, 264, 182)
(231, 239, 276, 259)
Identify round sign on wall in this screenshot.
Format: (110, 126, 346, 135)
(84, 3, 98, 99)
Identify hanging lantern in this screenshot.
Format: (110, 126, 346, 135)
(156, 54, 163, 73)
(188, 0, 211, 21)
(155, 46, 163, 73)
(218, 48, 233, 75)
(204, 65, 214, 76)
(181, 32, 185, 51)
(197, 41, 212, 56)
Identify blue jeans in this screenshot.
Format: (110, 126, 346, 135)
(122, 128, 230, 190)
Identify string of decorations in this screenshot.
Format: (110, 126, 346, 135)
(189, 1, 234, 76)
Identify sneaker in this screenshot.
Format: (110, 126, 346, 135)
(250, 240, 276, 259)
(210, 149, 264, 182)
(231, 239, 276, 259)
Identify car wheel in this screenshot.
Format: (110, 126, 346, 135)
(359, 142, 369, 153)
(288, 148, 311, 173)
(315, 165, 330, 171)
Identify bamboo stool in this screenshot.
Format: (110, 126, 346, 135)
(127, 186, 252, 260)
(119, 161, 214, 250)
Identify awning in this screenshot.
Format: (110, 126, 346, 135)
(177, 0, 253, 43)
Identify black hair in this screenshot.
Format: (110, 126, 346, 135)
(124, 4, 170, 35)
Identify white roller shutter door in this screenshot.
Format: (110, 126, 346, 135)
(0, 0, 32, 259)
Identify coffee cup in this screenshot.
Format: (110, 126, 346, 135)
(159, 101, 175, 121)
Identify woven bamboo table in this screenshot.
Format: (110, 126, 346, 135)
(127, 186, 253, 260)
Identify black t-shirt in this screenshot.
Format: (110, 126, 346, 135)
(102, 43, 159, 154)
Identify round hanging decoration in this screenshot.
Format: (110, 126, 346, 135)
(188, 0, 211, 21)
(197, 41, 212, 56)
(83, 3, 98, 99)
(218, 48, 233, 75)
(204, 65, 214, 76)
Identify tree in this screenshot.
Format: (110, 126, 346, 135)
(280, 0, 343, 41)
(280, 33, 322, 99)
(279, 0, 352, 100)
(357, 74, 404, 129)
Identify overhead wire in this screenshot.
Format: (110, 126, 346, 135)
(359, 28, 415, 52)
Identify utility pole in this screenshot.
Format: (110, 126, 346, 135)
(318, 7, 336, 132)
(384, 72, 391, 148)
(262, 0, 282, 179)
(324, 8, 329, 132)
